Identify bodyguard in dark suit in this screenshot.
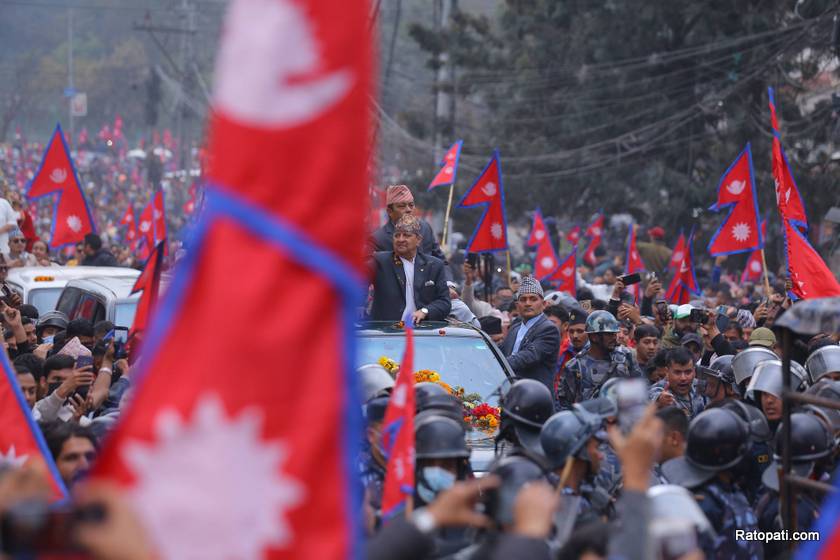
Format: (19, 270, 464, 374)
(501, 277, 560, 391)
(370, 214, 451, 324)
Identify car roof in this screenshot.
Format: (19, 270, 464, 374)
(7, 266, 139, 284)
(356, 321, 483, 338)
(64, 276, 143, 301)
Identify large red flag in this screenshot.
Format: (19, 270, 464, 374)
(741, 220, 768, 284)
(380, 315, 415, 521)
(547, 248, 577, 296)
(26, 124, 96, 247)
(624, 224, 645, 302)
(769, 88, 808, 230)
(784, 220, 840, 299)
(129, 240, 165, 339)
(0, 352, 67, 499)
(583, 213, 604, 266)
(91, 1, 371, 559)
(428, 140, 463, 190)
(527, 208, 558, 280)
(458, 151, 508, 253)
(668, 231, 686, 272)
(707, 144, 763, 256)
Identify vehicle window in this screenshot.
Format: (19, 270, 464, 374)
(114, 302, 137, 329)
(28, 288, 64, 315)
(56, 288, 83, 318)
(74, 294, 101, 321)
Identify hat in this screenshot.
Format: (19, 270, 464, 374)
(510, 271, 522, 284)
(516, 276, 544, 299)
(649, 226, 665, 239)
(568, 309, 588, 325)
(681, 333, 703, 349)
(385, 184, 414, 206)
(479, 315, 502, 335)
(734, 309, 756, 329)
(514, 264, 532, 275)
(674, 304, 693, 320)
(749, 327, 776, 348)
(394, 214, 422, 236)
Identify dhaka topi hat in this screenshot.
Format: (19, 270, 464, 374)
(394, 214, 422, 236)
(386, 184, 414, 206)
(516, 276, 544, 299)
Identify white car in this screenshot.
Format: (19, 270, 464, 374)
(56, 275, 169, 328)
(5, 266, 140, 315)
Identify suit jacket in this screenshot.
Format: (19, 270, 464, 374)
(370, 251, 451, 322)
(501, 314, 560, 390)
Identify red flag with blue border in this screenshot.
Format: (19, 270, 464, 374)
(566, 225, 581, 246)
(583, 213, 604, 266)
(428, 140, 463, 190)
(527, 208, 559, 280)
(457, 151, 508, 253)
(665, 229, 700, 304)
(624, 224, 645, 302)
(129, 240, 165, 339)
(769, 88, 808, 231)
(707, 144, 763, 256)
(91, 0, 371, 558)
(741, 220, 768, 284)
(668, 230, 687, 273)
(547, 248, 577, 296)
(784, 219, 840, 299)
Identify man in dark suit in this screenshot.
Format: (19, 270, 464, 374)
(370, 214, 450, 324)
(501, 277, 560, 391)
(369, 185, 449, 276)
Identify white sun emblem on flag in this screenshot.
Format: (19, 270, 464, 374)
(481, 182, 497, 197)
(490, 222, 503, 240)
(123, 395, 305, 559)
(750, 261, 761, 273)
(591, 227, 601, 236)
(562, 267, 573, 277)
(66, 215, 83, 233)
(534, 229, 545, 241)
(731, 222, 751, 242)
(631, 251, 639, 261)
(540, 256, 555, 270)
(673, 251, 684, 263)
(443, 166, 453, 174)
(139, 221, 151, 233)
(153, 209, 163, 220)
(0, 446, 29, 469)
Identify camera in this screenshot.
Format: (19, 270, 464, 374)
(617, 272, 641, 286)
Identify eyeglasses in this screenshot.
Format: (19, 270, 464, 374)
(10, 239, 24, 244)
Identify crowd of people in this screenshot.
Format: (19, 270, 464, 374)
(358, 184, 840, 559)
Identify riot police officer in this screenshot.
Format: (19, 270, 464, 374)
(806, 344, 840, 383)
(557, 310, 643, 410)
(756, 412, 832, 559)
(361, 395, 391, 527)
(746, 359, 808, 432)
(696, 355, 740, 404)
(731, 346, 777, 394)
(496, 379, 554, 461)
(358, 363, 395, 402)
(662, 408, 763, 560)
(717, 399, 773, 505)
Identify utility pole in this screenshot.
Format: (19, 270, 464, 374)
(67, 8, 74, 144)
(433, 0, 456, 162)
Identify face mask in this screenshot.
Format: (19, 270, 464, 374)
(42, 335, 54, 345)
(417, 466, 455, 503)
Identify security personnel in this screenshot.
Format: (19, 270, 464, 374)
(756, 412, 831, 559)
(746, 359, 808, 433)
(696, 355, 740, 404)
(718, 399, 773, 506)
(557, 310, 643, 410)
(662, 408, 763, 560)
(496, 379, 554, 461)
(806, 344, 840, 383)
(360, 396, 390, 527)
(539, 404, 610, 525)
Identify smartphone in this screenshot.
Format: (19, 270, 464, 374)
(648, 271, 658, 282)
(688, 308, 708, 323)
(113, 327, 129, 344)
(75, 355, 94, 370)
(655, 300, 671, 321)
(618, 272, 642, 286)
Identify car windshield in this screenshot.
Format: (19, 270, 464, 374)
(114, 302, 137, 328)
(28, 288, 63, 315)
(356, 332, 511, 446)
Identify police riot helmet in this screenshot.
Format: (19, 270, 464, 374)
(415, 415, 470, 460)
(484, 455, 547, 526)
(662, 408, 750, 489)
(719, 399, 772, 443)
(806, 345, 840, 384)
(731, 347, 777, 386)
(501, 379, 554, 428)
(539, 406, 606, 470)
(746, 359, 807, 401)
(774, 412, 833, 464)
(357, 364, 394, 402)
(584, 310, 620, 334)
(416, 392, 468, 426)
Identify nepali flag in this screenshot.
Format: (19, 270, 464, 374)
(624, 224, 645, 303)
(458, 150, 508, 253)
(769, 87, 808, 231)
(527, 208, 559, 280)
(741, 220, 768, 284)
(153, 190, 169, 255)
(707, 144, 763, 256)
(120, 205, 137, 244)
(381, 313, 416, 520)
(428, 140, 462, 190)
(129, 240, 165, 339)
(91, 0, 371, 559)
(566, 225, 581, 246)
(668, 231, 687, 272)
(547, 248, 577, 296)
(26, 124, 96, 248)
(0, 351, 67, 499)
(665, 230, 700, 305)
(784, 220, 840, 299)
(136, 199, 155, 259)
(583, 213, 604, 266)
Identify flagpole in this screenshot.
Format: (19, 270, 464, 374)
(760, 249, 772, 297)
(506, 250, 512, 288)
(440, 183, 456, 252)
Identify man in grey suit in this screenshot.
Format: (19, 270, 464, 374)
(370, 214, 450, 324)
(501, 277, 560, 391)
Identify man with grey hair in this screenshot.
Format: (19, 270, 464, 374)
(369, 214, 450, 324)
(500, 276, 560, 391)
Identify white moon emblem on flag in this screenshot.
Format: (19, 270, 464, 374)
(534, 230, 545, 241)
(540, 257, 554, 269)
(214, 0, 354, 128)
(731, 222, 751, 242)
(481, 182, 497, 197)
(726, 180, 746, 196)
(123, 395, 304, 559)
(50, 168, 67, 184)
(490, 222, 503, 239)
(66, 215, 83, 233)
